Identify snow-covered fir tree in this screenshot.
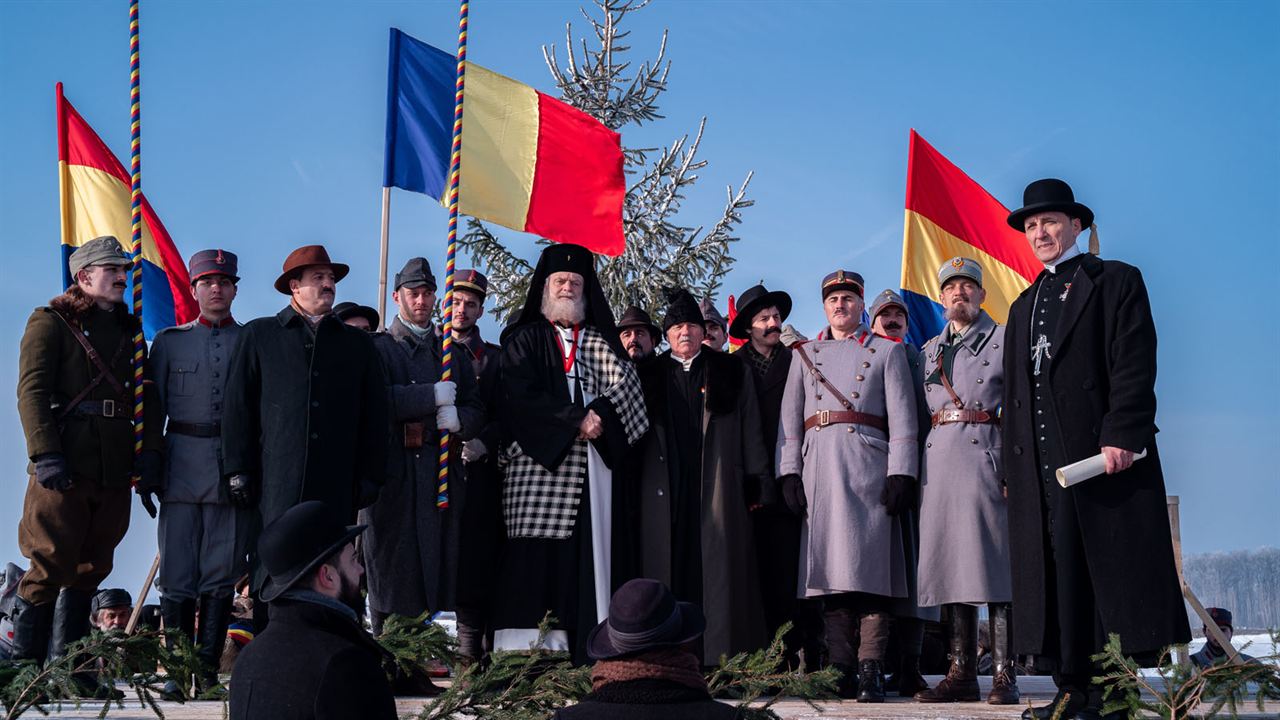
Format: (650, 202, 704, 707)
(460, 0, 753, 323)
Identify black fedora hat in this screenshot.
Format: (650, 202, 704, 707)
(586, 578, 705, 660)
(1006, 178, 1094, 232)
(617, 305, 660, 340)
(333, 301, 380, 329)
(729, 285, 792, 340)
(259, 501, 366, 603)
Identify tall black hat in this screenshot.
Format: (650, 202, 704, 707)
(662, 288, 704, 332)
(729, 285, 792, 340)
(259, 501, 366, 602)
(1006, 178, 1094, 231)
(503, 243, 625, 358)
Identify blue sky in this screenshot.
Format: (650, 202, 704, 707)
(1, 1, 1277, 598)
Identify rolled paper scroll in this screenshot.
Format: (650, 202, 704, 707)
(1056, 449, 1148, 488)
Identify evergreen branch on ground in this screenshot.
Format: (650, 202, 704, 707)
(1, 629, 204, 720)
(707, 623, 839, 720)
(1092, 629, 1280, 720)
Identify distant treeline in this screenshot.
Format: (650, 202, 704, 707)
(1183, 547, 1279, 630)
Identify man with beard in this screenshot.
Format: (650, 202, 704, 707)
(359, 258, 483, 653)
(89, 589, 132, 633)
(489, 244, 649, 663)
(699, 298, 729, 351)
(636, 289, 769, 665)
(776, 270, 919, 701)
(147, 249, 245, 698)
(1003, 180, 1188, 720)
(867, 289, 938, 697)
(222, 245, 388, 612)
(230, 501, 396, 720)
(448, 269, 506, 663)
(911, 259, 1019, 705)
(13, 236, 162, 697)
(616, 306, 661, 362)
(728, 284, 814, 667)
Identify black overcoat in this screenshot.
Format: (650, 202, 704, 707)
(222, 307, 388, 540)
(553, 679, 741, 720)
(228, 599, 396, 720)
(1001, 253, 1190, 657)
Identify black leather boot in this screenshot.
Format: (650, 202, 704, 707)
(915, 603, 980, 702)
(855, 659, 885, 702)
(1021, 687, 1088, 720)
(895, 653, 929, 697)
(987, 603, 1020, 705)
(159, 596, 196, 701)
(51, 589, 118, 699)
(9, 596, 55, 665)
(195, 594, 232, 696)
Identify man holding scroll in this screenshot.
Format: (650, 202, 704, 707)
(1002, 179, 1189, 720)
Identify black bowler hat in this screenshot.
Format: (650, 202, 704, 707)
(585, 578, 706, 660)
(729, 285, 792, 340)
(617, 305, 660, 340)
(1006, 178, 1094, 231)
(258, 501, 366, 603)
(333, 301, 380, 329)
(662, 288, 704, 332)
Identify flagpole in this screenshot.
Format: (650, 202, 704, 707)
(128, 0, 145, 477)
(377, 187, 391, 329)
(437, 0, 469, 510)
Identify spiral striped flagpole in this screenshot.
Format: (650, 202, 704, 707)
(129, 0, 145, 478)
(437, 0, 469, 509)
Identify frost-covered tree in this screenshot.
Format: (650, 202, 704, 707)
(460, 0, 753, 323)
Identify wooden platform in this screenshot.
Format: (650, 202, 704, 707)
(18, 674, 1280, 719)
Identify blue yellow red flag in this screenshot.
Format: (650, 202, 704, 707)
(900, 130, 1040, 346)
(56, 83, 196, 339)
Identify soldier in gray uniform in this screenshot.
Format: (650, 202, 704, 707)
(146, 249, 243, 698)
(776, 270, 919, 702)
(912, 258, 1019, 705)
(867, 289, 938, 698)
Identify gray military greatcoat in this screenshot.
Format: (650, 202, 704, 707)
(776, 325, 919, 599)
(150, 317, 245, 600)
(916, 311, 1012, 607)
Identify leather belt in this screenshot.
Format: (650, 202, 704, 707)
(931, 408, 998, 427)
(167, 421, 221, 438)
(70, 400, 129, 419)
(803, 409, 888, 433)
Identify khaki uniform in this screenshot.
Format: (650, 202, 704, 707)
(16, 303, 161, 604)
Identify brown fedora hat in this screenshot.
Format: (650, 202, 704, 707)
(274, 245, 350, 295)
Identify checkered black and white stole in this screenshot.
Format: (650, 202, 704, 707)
(501, 325, 649, 540)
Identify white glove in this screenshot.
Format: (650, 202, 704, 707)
(461, 438, 488, 463)
(433, 381, 457, 407)
(435, 405, 461, 432)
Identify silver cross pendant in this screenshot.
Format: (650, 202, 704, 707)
(1031, 333, 1052, 376)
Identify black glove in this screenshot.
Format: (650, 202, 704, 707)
(135, 450, 163, 518)
(880, 474, 917, 517)
(227, 474, 255, 508)
(779, 474, 806, 517)
(755, 475, 781, 511)
(33, 453, 72, 491)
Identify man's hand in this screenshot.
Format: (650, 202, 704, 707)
(33, 453, 72, 492)
(880, 474, 917, 516)
(461, 438, 488, 464)
(779, 474, 807, 517)
(1101, 446, 1135, 475)
(227, 474, 255, 508)
(436, 405, 461, 432)
(138, 490, 159, 519)
(433, 381, 457, 407)
(577, 410, 603, 440)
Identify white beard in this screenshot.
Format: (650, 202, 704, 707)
(541, 287, 586, 326)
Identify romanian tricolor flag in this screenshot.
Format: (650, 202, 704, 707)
(383, 28, 625, 256)
(57, 83, 197, 339)
(900, 130, 1040, 347)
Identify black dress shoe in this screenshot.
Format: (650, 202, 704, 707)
(1022, 689, 1087, 720)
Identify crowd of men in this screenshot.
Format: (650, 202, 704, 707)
(12, 177, 1194, 719)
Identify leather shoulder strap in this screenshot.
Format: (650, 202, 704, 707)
(50, 308, 129, 400)
(794, 345, 852, 410)
(935, 350, 964, 409)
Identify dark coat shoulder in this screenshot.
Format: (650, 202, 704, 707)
(553, 679, 740, 720)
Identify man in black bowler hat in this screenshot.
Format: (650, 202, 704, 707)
(229, 501, 396, 720)
(1002, 179, 1189, 720)
(553, 578, 735, 719)
(616, 305, 661, 362)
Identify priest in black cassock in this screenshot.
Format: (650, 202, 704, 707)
(489, 244, 649, 663)
(635, 289, 769, 665)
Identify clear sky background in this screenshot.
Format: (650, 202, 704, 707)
(1, 1, 1277, 599)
